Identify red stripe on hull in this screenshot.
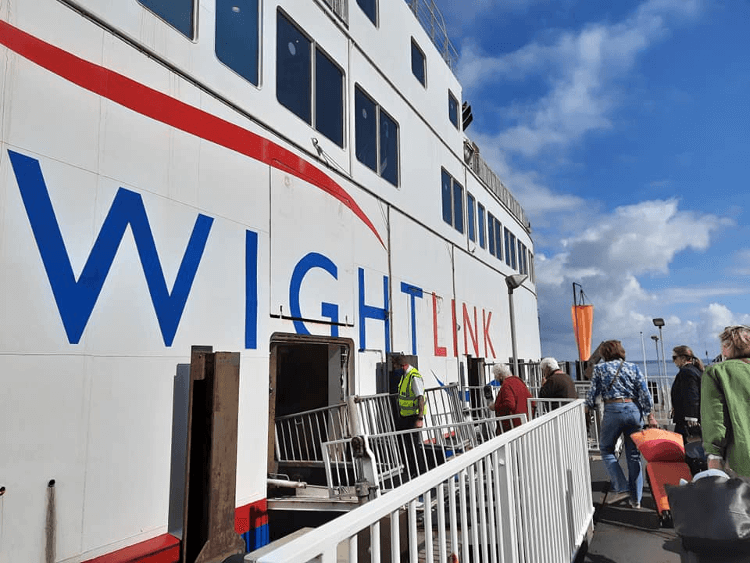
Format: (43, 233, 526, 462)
(82, 534, 179, 563)
(0, 19, 384, 247)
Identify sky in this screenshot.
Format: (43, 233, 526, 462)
(430, 0, 750, 364)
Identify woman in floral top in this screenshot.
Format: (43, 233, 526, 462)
(585, 340, 657, 508)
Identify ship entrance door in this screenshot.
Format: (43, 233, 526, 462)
(267, 334, 353, 478)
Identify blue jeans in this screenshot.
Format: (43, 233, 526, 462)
(600, 402, 643, 502)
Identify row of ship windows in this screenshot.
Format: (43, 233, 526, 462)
(137, 2, 460, 186)
(442, 170, 533, 280)
(137, 2, 530, 277)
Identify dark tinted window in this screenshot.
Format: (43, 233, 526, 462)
(277, 13, 311, 123)
(467, 193, 476, 242)
(315, 49, 344, 147)
(357, 0, 377, 24)
(488, 213, 496, 255)
(216, 0, 259, 85)
(441, 170, 452, 225)
(448, 91, 459, 128)
(477, 204, 486, 248)
(411, 40, 426, 86)
(139, 0, 194, 38)
(504, 228, 512, 266)
(495, 220, 503, 260)
(509, 232, 517, 269)
(355, 87, 377, 172)
(379, 110, 399, 186)
(453, 180, 464, 234)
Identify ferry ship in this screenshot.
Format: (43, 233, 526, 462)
(0, 0, 542, 561)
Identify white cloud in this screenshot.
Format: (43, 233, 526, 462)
(730, 248, 750, 275)
(457, 0, 703, 157)
(535, 197, 732, 360)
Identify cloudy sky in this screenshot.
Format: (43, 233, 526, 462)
(432, 0, 750, 363)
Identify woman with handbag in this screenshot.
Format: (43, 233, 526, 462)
(670, 345, 704, 444)
(585, 340, 658, 508)
(701, 325, 750, 478)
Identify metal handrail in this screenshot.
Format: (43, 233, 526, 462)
(275, 402, 351, 463)
(322, 414, 526, 496)
(468, 150, 531, 230)
(258, 401, 594, 563)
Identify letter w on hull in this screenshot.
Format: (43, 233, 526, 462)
(8, 150, 213, 346)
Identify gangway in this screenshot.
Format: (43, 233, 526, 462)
(254, 400, 594, 563)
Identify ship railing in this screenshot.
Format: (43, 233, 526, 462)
(643, 373, 674, 422)
(321, 414, 525, 498)
(257, 401, 594, 563)
(353, 383, 466, 436)
(405, 0, 458, 70)
(319, 0, 348, 24)
(274, 402, 351, 465)
(467, 149, 530, 230)
(275, 384, 467, 466)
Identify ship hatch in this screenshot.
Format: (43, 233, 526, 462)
(267, 335, 353, 488)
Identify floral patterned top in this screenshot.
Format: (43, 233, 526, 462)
(585, 359, 654, 415)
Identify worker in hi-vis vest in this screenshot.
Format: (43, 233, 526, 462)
(394, 353, 425, 429)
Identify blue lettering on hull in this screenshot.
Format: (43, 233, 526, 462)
(8, 150, 213, 346)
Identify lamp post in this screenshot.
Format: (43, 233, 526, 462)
(651, 335, 661, 376)
(506, 274, 528, 378)
(653, 318, 666, 380)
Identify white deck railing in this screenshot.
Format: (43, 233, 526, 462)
(322, 415, 526, 497)
(257, 400, 593, 563)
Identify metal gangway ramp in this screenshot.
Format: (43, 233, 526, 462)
(256, 400, 594, 563)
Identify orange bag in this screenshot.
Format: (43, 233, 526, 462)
(630, 428, 685, 463)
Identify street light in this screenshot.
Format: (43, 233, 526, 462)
(506, 274, 528, 379)
(653, 318, 667, 380)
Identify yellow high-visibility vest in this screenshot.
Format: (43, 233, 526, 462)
(398, 366, 423, 416)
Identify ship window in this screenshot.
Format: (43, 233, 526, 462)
(441, 170, 452, 225)
(277, 12, 311, 123)
(138, 0, 195, 39)
(448, 91, 459, 129)
(467, 193, 476, 242)
(529, 252, 535, 283)
(487, 213, 495, 255)
(518, 241, 528, 275)
(216, 0, 260, 85)
(277, 12, 345, 147)
(477, 203, 486, 249)
(411, 40, 426, 86)
(379, 110, 399, 186)
(357, 0, 377, 25)
(441, 169, 463, 233)
(505, 228, 517, 269)
(494, 219, 503, 260)
(453, 179, 464, 233)
(355, 85, 399, 186)
(315, 50, 344, 147)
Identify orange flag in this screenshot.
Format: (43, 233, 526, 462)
(572, 305, 594, 362)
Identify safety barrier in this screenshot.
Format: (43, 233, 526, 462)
(322, 415, 526, 498)
(274, 403, 351, 464)
(258, 401, 594, 563)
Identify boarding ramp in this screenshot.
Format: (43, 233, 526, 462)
(322, 415, 526, 499)
(274, 385, 466, 477)
(255, 401, 594, 563)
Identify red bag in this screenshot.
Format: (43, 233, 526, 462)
(630, 428, 685, 463)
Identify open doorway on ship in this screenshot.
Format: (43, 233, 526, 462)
(266, 334, 354, 485)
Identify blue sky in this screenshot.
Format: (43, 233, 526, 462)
(432, 0, 750, 363)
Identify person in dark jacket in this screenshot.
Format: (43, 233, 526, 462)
(539, 357, 577, 409)
(670, 345, 703, 443)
